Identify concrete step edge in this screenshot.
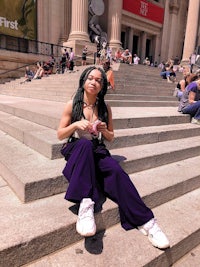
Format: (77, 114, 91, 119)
(1, 129, 200, 202)
(0, 96, 189, 129)
(0, 111, 199, 159)
(1, 187, 199, 267)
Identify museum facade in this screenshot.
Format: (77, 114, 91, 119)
(0, 0, 200, 67)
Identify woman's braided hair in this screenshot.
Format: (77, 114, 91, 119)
(71, 66, 108, 125)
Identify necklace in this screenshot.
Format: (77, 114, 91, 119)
(83, 102, 96, 109)
(83, 99, 98, 122)
(83, 99, 98, 110)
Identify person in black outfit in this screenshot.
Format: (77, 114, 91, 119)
(61, 53, 67, 74)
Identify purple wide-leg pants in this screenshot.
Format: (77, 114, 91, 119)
(62, 138, 154, 230)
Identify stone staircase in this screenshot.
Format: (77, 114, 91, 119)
(0, 64, 200, 267)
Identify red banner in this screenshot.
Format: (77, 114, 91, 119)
(123, 0, 164, 24)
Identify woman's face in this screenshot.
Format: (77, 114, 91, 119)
(84, 69, 103, 96)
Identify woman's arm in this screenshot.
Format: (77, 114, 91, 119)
(107, 70, 115, 89)
(57, 100, 93, 140)
(188, 91, 196, 104)
(179, 79, 186, 92)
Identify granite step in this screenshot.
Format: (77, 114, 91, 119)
(1, 184, 199, 267)
(0, 90, 178, 106)
(0, 110, 199, 159)
(0, 94, 188, 129)
(0, 80, 175, 99)
(172, 244, 200, 267)
(25, 189, 200, 267)
(28, 189, 200, 267)
(1, 127, 200, 202)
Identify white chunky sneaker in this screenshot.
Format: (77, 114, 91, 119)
(191, 118, 200, 125)
(138, 218, 170, 249)
(76, 198, 96, 237)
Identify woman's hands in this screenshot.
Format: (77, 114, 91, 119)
(97, 121, 107, 133)
(75, 119, 93, 132)
(76, 119, 108, 136)
(57, 101, 114, 142)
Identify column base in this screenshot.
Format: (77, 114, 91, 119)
(109, 40, 122, 50)
(68, 32, 90, 43)
(180, 59, 190, 66)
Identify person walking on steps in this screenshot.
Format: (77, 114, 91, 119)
(57, 66, 170, 250)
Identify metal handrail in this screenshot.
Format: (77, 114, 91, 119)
(0, 34, 72, 57)
(0, 62, 38, 76)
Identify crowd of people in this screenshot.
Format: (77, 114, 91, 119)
(20, 56, 56, 84)
(177, 68, 200, 124)
(20, 48, 76, 84)
(57, 48, 75, 74)
(21, 47, 200, 128)
(159, 56, 200, 125)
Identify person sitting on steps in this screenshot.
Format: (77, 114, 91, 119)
(20, 66, 34, 84)
(103, 61, 115, 91)
(57, 66, 170, 250)
(121, 49, 132, 64)
(33, 62, 44, 79)
(178, 76, 200, 125)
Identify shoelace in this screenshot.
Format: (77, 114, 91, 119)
(79, 205, 94, 219)
(144, 218, 156, 231)
(149, 222, 162, 236)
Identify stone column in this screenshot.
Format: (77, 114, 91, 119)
(140, 31, 147, 62)
(182, 0, 200, 62)
(154, 34, 161, 64)
(107, 0, 122, 49)
(128, 28, 134, 52)
(67, 0, 90, 43)
(65, 0, 72, 39)
(59, 0, 72, 44)
(168, 1, 179, 58)
(37, 0, 49, 42)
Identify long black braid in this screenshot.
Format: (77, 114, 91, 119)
(71, 66, 109, 125)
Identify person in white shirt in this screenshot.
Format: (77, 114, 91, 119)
(121, 49, 132, 64)
(133, 54, 140, 64)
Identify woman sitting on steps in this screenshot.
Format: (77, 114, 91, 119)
(57, 66, 170, 249)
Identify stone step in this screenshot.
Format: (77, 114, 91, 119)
(107, 99, 178, 107)
(28, 189, 200, 267)
(1, 183, 199, 267)
(1, 127, 200, 202)
(114, 87, 174, 96)
(173, 244, 200, 267)
(0, 90, 178, 106)
(0, 95, 187, 129)
(0, 73, 175, 86)
(0, 78, 175, 94)
(0, 130, 65, 202)
(111, 135, 200, 174)
(0, 110, 199, 160)
(0, 81, 175, 92)
(25, 189, 200, 267)
(107, 93, 176, 101)
(0, 111, 63, 160)
(0, 72, 162, 88)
